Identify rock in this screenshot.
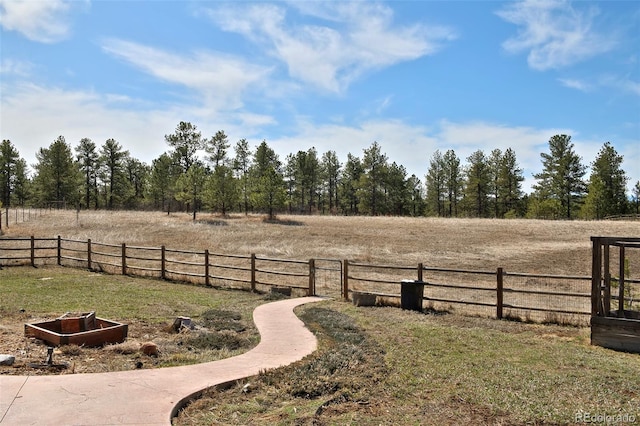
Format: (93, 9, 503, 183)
(140, 342, 159, 357)
(0, 354, 15, 366)
(172, 316, 194, 333)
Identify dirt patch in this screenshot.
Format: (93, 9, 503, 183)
(0, 309, 256, 376)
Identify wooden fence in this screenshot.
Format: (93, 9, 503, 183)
(0, 208, 47, 231)
(0, 236, 316, 296)
(2, 236, 637, 325)
(343, 260, 639, 325)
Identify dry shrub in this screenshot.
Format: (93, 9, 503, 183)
(104, 341, 139, 355)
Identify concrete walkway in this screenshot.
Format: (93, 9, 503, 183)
(0, 296, 325, 425)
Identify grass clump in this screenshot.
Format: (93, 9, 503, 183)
(198, 309, 245, 333)
(184, 330, 248, 351)
(174, 306, 388, 425)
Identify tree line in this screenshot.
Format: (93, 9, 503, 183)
(1, 122, 638, 220)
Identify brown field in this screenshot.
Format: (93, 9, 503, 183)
(3, 209, 639, 276)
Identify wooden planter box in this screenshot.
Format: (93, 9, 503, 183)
(25, 312, 128, 347)
(591, 315, 640, 353)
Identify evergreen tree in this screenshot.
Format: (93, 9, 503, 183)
(205, 130, 229, 168)
(320, 150, 341, 214)
(463, 150, 490, 218)
(100, 138, 130, 209)
(174, 161, 207, 220)
(0, 139, 22, 207)
(149, 153, 175, 211)
(204, 165, 237, 216)
(204, 130, 237, 216)
(233, 139, 252, 215)
(250, 140, 284, 220)
(358, 141, 388, 215)
(407, 174, 425, 216)
(499, 148, 525, 217)
(33, 136, 80, 207)
(631, 181, 640, 215)
(75, 138, 100, 209)
(288, 148, 321, 213)
(12, 158, 30, 206)
(443, 149, 463, 217)
(425, 150, 445, 216)
(339, 153, 362, 215)
(488, 148, 503, 218)
(124, 157, 149, 208)
(533, 134, 586, 220)
(165, 121, 202, 173)
(385, 162, 408, 215)
(581, 142, 628, 219)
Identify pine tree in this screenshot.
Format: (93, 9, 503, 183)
(425, 150, 445, 217)
(233, 139, 252, 215)
(533, 135, 586, 220)
(0, 139, 22, 207)
(33, 136, 80, 207)
(320, 150, 341, 214)
(100, 138, 130, 209)
(75, 138, 100, 209)
(358, 142, 388, 215)
(463, 150, 490, 218)
(581, 142, 628, 219)
(443, 150, 463, 217)
(339, 154, 362, 215)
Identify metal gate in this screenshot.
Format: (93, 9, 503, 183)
(313, 258, 343, 298)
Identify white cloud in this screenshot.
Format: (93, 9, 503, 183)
(496, 0, 616, 70)
(1, 83, 174, 168)
(268, 118, 439, 179)
(0, 58, 32, 76)
(101, 39, 273, 111)
(558, 78, 591, 92)
(599, 75, 640, 97)
(0, 0, 83, 43)
(204, 2, 456, 93)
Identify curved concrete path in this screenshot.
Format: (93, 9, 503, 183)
(0, 296, 324, 425)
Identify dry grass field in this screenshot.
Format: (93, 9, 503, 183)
(3, 209, 639, 276)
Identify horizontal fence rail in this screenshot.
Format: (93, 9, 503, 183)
(2, 236, 637, 326)
(0, 236, 316, 297)
(343, 259, 639, 326)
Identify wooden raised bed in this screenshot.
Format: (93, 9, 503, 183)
(25, 312, 128, 347)
(591, 316, 640, 353)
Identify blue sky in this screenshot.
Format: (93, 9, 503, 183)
(1, 0, 638, 193)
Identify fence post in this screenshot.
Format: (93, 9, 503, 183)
(496, 267, 504, 320)
(57, 236, 61, 266)
(121, 243, 127, 275)
(204, 249, 210, 287)
(308, 258, 316, 296)
(603, 244, 612, 315)
(619, 245, 626, 315)
(87, 239, 92, 270)
(417, 262, 423, 282)
(251, 254, 256, 292)
(5, 207, 8, 228)
(30, 236, 35, 267)
(161, 245, 166, 280)
(592, 238, 603, 316)
(343, 259, 349, 301)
